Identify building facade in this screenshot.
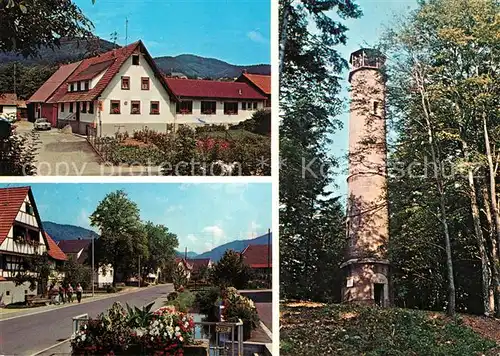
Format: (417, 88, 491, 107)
(29, 41, 269, 136)
(0, 187, 67, 305)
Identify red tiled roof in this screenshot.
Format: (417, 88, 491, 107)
(45, 232, 67, 261)
(28, 62, 81, 103)
(0, 187, 30, 245)
(186, 258, 211, 272)
(70, 59, 114, 81)
(48, 40, 176, 103)
(239, 73, 271, 95)
(242, 244, 272, 269)
(175, 258, 192, 270)
(57, 239, 92, 254)
(0, 93, 18, 106)
(164, 78, 267, 100)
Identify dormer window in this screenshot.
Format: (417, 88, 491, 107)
(132, 55, 140, 65)
(70, 83, 75, 92)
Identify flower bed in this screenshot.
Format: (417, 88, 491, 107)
(222, 287, 259, 341)
(71, 302, 206, 356)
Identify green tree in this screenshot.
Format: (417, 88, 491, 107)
(13, 252, 51, 293)
(90, 190, 148, 286)
(0, 128, 39, 175)
(382, 0, 499, 316)
(63, 259, 92, 289)
(0, 0, 93, 58)
(0, 63, 58, 99)
(211, 250, 250, 289)
(142, 222, 178, 280)
(279, 0, 361, 301)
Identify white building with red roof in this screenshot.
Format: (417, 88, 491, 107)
(0, 187, 67, 305)
(236, 72, 271, 108)
(29, 40, 268, 136)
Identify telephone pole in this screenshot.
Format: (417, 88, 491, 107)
(125, 17, 129, 46)
(91, 235, 95, 297)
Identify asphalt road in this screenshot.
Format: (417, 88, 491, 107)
(0, 284, 173, 356)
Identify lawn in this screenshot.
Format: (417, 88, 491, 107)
(280, 302, 499, 356)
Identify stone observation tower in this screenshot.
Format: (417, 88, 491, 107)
(340, 48, 390, 306)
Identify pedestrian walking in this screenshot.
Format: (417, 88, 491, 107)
(58, 284, 65, 304)
(67, 284, 74, 303)
(76, 283, 83, 303)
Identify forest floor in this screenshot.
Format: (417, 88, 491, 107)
(280, 302, 500, 356)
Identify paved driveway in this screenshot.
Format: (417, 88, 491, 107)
(16, 121, 159, 176)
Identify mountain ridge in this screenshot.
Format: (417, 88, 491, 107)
(42, 221, 271, 261)
(0, 37, 270, 79)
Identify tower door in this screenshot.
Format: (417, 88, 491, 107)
(374, 283, 384, 307)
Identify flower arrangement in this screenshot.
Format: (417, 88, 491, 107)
(221, 287, 259, 340)
(180, 108, 191, 115)
(134, 306, 195, 355)
(151, 109, 160, 115)
(71, 303, 195, 356)
(112, 107, 120, 114)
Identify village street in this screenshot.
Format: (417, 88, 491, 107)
(16, 121, 160, 176)
(0, 284, 173, 356)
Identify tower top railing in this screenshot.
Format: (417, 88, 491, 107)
(349, 48, 385, 70)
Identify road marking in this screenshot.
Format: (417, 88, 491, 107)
(0, 285, 167, 322)
(28, 338, 70, 356)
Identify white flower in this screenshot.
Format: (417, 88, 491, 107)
(175, 326, 180, 332)
(80, 334, 86, 342)
(179, 336, 184, 342)
(175, 332, 181, 337)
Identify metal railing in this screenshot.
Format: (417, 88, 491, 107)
(193, 319, 244, 356)
(72, 314, 89, 338)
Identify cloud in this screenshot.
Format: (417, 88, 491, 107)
(247, 30, 268, 44)
(187, 234, 197, 243)
(202, 225, 225, 239)
(76, 209, 92, 231)
(165, 205, 183, 213)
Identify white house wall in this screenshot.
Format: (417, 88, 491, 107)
(98, 52, 175, 135)
(0, 105, 17, 115)
(174, 100, 264, 126)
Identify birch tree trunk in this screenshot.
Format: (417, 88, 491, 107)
(463, 141, 492, 315)
(415, 63, 456, 316)
(279, 0, 291, 80)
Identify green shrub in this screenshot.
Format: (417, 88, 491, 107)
(195, 287, 222, 316)
(167, 291, 178, 301)
(165, 291, 195, 313)
(106, 285, 117, 293)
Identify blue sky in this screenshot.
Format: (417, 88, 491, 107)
(0, 183, 272, 254)
(75, 0, 271, 65)
(325, 0, 418, 202)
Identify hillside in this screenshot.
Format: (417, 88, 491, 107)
(155, 54, 270, 78)
(42, 221, 99, 241)
(196, 233, 272, 262)
(0, 37, 118, 65)
(280, 303, 500, 356)
(175, 251, 199, 259)
(0, 37, 270, 79)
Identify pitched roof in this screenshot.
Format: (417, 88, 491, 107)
(57, 239, 92, 254)
(0, 186, 30, 245)
(48, 40, 176, 103)
(0, 93, 18, 106)
(238, 73, 271, 95)
(28, 62, 82, 103)
(242, 244, 272, 268)
(45, 232, 67, 261)
(164, 78, 267, 100)
(186, 258, 211, 272)
(175, 258, 193, 270)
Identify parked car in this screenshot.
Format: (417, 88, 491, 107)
(34, 118, 51, 130)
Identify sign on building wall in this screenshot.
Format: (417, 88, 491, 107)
(346, 277, 354, 287)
